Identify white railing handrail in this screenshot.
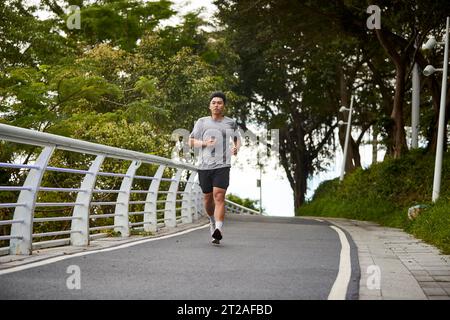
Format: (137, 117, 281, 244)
(225, 199, 261, 215)
(0, 123, 204, 256)
(0, 123, 261, 257)
(0, 123, 196, 171)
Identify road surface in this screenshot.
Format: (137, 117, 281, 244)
(0, 215, 359, 299)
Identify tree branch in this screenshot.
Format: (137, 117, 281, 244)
(311, 123, 338, 159)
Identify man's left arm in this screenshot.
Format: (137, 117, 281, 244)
(231, 121, 241, 156)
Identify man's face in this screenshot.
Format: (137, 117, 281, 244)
(209, 97, 225, 116)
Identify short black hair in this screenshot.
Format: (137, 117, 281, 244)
(209, 91, 226, 105)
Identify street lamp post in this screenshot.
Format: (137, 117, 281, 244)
(256, 146, 262, 214)
(338, 95, 354, 182)
(411, 62, 420, 149)
(259, 162, 262, 214)
(422, 17, 449, 203)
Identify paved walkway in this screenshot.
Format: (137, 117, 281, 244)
(0, 218, 211, 269)
(0, 215, 347, 300)
(310, 217, 450, 300)
(1, 215, 449, 300)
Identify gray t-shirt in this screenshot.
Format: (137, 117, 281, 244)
(189, 116, 241, 170)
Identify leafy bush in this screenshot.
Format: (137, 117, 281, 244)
(298, 150, 450, 254)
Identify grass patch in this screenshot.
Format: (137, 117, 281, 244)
(107, 229, 154, 237)
(130, 229, 154, 237)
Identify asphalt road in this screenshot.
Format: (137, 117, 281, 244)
(0, 215, 359, 300)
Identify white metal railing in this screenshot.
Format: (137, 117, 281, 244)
(0, 123, 204, 256)
(0, 123, 262, 256)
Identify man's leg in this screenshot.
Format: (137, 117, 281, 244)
(211, 167, 230, 242)
(213, 187, 226, 223)
(203, 192, 216, 236)
(203, 192, 215, 217)
(211, 187, 226, 241)
(198, 170, 215, 236)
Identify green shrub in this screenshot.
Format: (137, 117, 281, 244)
(298, 150, 450, 254)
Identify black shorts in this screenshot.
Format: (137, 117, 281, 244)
(198, 167, 230, 194)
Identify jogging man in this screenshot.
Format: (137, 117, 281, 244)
(189, 91, 241, 245)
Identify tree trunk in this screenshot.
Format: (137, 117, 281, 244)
(350, 139, 361, 167)
(338, 65, 360, 173)
(293, 150, 309, 210)
(372, 126, 378, 164)
(279, 124, 310, 214)
(293, 176, 306, 212)
(375, 29, 409, 158)
(391, 63, 409, 158)
(366, 60, 394, 158)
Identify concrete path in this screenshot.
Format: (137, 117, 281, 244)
(311, 217, 450, 300)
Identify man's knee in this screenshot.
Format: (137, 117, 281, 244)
(213, 189, 225, 203)
(204, 192, 214, 204)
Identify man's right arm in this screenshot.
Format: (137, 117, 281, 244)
(189, 138, 216, 148)
(189, 119, 215, 148)
(189, 138, 205, 148)
(189, 119, 202, 148)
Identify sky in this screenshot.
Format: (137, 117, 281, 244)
(160, 0, 218, 27)
(228, 126, 385, 217)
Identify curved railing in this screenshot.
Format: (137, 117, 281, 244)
(0, 123, 263, 256)
(225, 199, 262, 215)
(0, 123, 203, 256)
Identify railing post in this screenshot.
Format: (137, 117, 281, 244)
(181, 171, 197, 224)
(70, 155, 105, 246)
(114, 160, 141, 237)
(144, 165, 165, 233)
(164, 169, 183, 228)
(9, 146, 55, 255)
(192, 183, 198, 220)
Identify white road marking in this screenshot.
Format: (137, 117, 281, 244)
(315, 219, 324, 222)
(328, 225, 352, 300)
(0, 224, 209, 276)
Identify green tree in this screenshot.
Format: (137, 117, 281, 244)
(215, 0, 353, 209)
(0, 1, 243, 238)
(292, 0, 450, 157)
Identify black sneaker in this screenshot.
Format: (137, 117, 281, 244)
(212, 228, 222, 241)
(211, 238, 220, 245)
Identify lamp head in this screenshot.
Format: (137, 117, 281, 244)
(339, 106, 349, 113)
(423, 65, 436, 76)
(338, 120, 345, 126)
(422, 37, 437, 50)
